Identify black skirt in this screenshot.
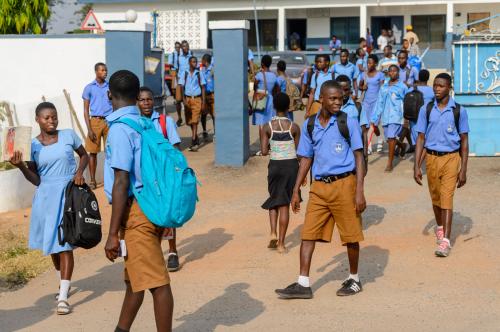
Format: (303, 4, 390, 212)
(261, 159, 300, 210)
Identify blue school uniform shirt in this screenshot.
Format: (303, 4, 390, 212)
(277, 75, 287, 93)
(297, 113, 363, 178)
(310, 70, 334, 101)
(332, 62, 359, 82)
(202, 64, 214, 93)
(149, 111, 182, 145)
(178, 69, 206, 96)
(415, 97, 469, 152)
(399, 65, 419, 86)
(371, 81, 408, 126)
(82, 80, 113, 117)
(342, 98, 359, 119)
(177, 51, 192, 75)
(248, 49, 254, 62)
(104, 106, 143, 203)
(302, 65, 317, 85)
(329, 39, 342, 50)
(168, 51, 180, 71)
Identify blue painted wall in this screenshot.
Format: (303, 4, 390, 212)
(453, 41, 500, 156)
(212, 28, 250, 167)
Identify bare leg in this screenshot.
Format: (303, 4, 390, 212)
(299, 240, 316, 277)
(386, 138, 396, 171)
(89, 153, 97, 184)
(346, 243, 360, 274)
(433, 205, 443, 227)
(268, 208, 278, 249)
(59, 251, 74, 280)
(150, 285, 174, 332)
(277, 205, 290, 252)
(442, 209, 453, 240)
(168, 228, 177, 253)
(117, 282, 145, 331)
(51, 253, 61, 271)
(176, 102, 182, 124)
(191, 124, 198, 142)
(201, 113, 207, 133)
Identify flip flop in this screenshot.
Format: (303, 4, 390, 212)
(268, 239, 278, 249)
(57, 300, 71, 315)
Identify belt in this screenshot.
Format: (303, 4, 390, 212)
(185, 95, 201, 99)
(426, 149, 459, 156)
(317, 171, 355, 183)
(91, 116, 106, 119)
(206, 92, 214, 96)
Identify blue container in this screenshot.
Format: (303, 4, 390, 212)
(453, 40, 500, 156)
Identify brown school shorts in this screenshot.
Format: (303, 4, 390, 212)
(302, 175, 364, 244)
(121, 201, 170, 292)
(308, 101, 321, 118)
(85, 117, 109, 154)
(426, 152, 461, 210)
(185, 97, 202, 125)
(205, 93, 215, 117)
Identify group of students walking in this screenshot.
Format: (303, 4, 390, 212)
(6, 40, 469, 331)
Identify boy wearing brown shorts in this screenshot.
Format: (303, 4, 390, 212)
(179, 56, 206, 151)
(414, 73, 469, 257)
(275, 80, 366, 299)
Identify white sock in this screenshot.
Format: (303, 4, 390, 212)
(56, 270, 61, 280)
(443, 238, 451, 246)
(349, 274, 360, 282)
(437, 226, 443, 229)
(59, 280, 71, 302)
(297, 275, 310, 287)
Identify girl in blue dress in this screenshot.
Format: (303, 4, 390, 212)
(9, 102, 89, 315)
(358, 54, 385, 154)
(253, 54, 279, 155)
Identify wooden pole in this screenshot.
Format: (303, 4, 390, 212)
(63, 89, 85, 138)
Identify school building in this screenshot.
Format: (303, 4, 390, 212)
(85, 0, 499, 66)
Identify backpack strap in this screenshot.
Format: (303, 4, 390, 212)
(307, 113, 316, 144)
(314, 71, 319, 91)
(453, 103, 461, 133)
(159, 114, 168, 138)
(337, 111, 351, 147)
(196, 71, 202, 88)
(404, 67, 411, 84)
(115, 118, 144, 134)
(426, 100, 434, 125)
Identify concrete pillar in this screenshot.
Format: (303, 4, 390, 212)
(209, 20, 250, 167)
(278, 7, 286, 51)
(105, 22, 164, 96)
(445, 2, 454, 71)
(359, 5, 367, 38)
(200, 10, 208, 49)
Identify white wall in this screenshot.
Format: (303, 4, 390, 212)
(0, 36, 106, 139)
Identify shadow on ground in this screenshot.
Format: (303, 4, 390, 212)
(0, 263, 124, 332)
(284, 224, 302, 250)
(177, 228, 234, 265)
(174, 283, 265, 332)
(422, 212, 473, 246)
(313, 245, 389, 292)
(362, 205, 387, 230)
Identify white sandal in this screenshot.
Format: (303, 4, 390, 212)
(57, 300, 71, 315)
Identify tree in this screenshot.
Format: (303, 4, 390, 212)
(0, 0, 51, 34)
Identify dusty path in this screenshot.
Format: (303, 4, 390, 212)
(1, 113, 500, 331)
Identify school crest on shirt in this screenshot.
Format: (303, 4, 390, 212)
(447, 123, 454, 133)
(333, 142, 344, 154)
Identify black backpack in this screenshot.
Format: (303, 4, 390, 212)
(58, 182, 102, 249)
(403, 87, 424, 121)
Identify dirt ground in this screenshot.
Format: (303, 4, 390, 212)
(1, 110, 500, 332)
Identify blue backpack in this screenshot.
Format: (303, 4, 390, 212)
(115, 117, 198, 228)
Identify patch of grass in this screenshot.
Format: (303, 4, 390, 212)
(0, 230, 50, 289)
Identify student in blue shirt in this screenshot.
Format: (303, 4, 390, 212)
(399, 69, 434, 152)
(371, 64, 408, 172)
(337, 75, 369, 173)
(137, 86, 182, 273)
(174, 40, 193, 126)
(82, 62, 113, 189)
(201, 54, 215, 140)
(307, 54, 333, 118)
(397, 50, 419, 87)
(300, 64, 316, 99)
(275, 80, 366, 299)
(329, 35, 342, 55)
(168, 41, 184, 127)
(414, 73, 469, 257)
(179, 56, 207, 151)
(332, 49, 359, 93)
(275, 60, 295, 121)
(104, 70, 173, 332)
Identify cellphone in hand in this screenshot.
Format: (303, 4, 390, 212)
(118, 239, 127, 257)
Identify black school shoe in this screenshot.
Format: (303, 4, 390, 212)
(336, 278, 363, 296)
(167, 253, 180, 272)
(275, 282, 313, 299)
(188, 138, 199, 152)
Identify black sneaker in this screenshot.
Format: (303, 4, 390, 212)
(202, 131, 209, 140)
(275, 282, 313, 299)
(176, 119, 183, 127)
(167, 253, 180, 272)
(188, 139, 199, 152)
(336, 278, 362, 296)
